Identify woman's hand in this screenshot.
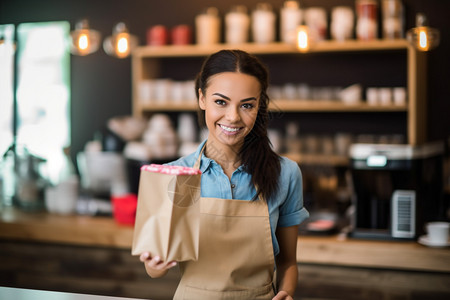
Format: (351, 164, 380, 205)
(139, 252, 177, 278)
(272, 290, 293, 300)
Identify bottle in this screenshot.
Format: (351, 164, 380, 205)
(356, 0, 379, 40)
(195, 7, 221, 45)
(304, 7, 328, 41)
(382, 0, 404, 39)
(280, 1, 302, 44)
(225, 5, 250, 44)
(14, 146, 47, 211)
(252, 3, 276, 44)
(331, 6, 354, 41)
(45, 147, 79, 214)
(0, 145, 15, 207)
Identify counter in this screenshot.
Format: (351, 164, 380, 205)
(1, 207, 448, 273)
(0, 286, 143, 300)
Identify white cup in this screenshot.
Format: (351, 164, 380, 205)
(393, 87, 407, 106)
(378, 88, 392, 105)
(426, 222, 450, 245)
(366, 87, 379, 105)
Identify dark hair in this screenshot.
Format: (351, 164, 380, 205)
(195, 49, 281, 202)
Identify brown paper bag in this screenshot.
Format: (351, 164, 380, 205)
(131, 167, 201, 262)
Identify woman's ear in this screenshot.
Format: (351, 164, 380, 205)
(198, 88, 206, 110)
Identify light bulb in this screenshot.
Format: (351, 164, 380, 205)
(117, 33, 130, 55)
(78, 33, 89, 50)
(407, 13, 440, 52)
(296, 25, 310, 52)
(70, 19, 101, 56)
(103, 22, 138, 58)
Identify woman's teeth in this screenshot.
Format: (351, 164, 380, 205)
(220, 125, 240, 132)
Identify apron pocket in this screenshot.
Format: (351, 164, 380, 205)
(183, 284, 274, 300)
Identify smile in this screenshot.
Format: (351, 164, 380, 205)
(219, 124, 242, 134)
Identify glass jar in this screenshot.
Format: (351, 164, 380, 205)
(252, 3, 276, 44)
(280, 1, 302, 44)
(331, 6, 354, 41)
(225, 5, 250, 44)
(382, 0, 404, 39)
(195, 7, 221, 45)
(304, 7, 328, 41)
(356, 0, 378, 40)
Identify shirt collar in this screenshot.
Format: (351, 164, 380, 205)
(194, 139, 246, 174)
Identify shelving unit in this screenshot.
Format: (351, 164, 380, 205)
(132, 39, 427, 148)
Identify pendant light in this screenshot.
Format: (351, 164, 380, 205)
(103, 22, 138, 59)
(70, 19, 101, 56)
(407, 13, 440, 52)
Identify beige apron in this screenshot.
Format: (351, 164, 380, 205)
(173, 149, 276, 300)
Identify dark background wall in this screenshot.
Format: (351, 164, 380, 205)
(1, 0, 449, 161)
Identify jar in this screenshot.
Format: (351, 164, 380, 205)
(252, 3, 276, 44)
(304, 7, 328, 41)
(356, 0, 378, 40)
(171, 25, 192, 45)
(331, 6, 354, 41)
(147, 25, 169, 46)
(280, 1, 302, 44)
(382, 0, 404, 39)
(225, 5, 250, 44)
(195, 7, 221, 45)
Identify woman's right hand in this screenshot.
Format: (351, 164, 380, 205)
(139, 252, 178, 278)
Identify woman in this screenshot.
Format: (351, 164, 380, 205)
(139, 49, 309, 299)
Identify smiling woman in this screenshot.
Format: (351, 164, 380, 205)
(138, 50, 309, 300)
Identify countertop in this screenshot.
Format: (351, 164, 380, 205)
(0, 286, 145, 300)
(1, 207, 449, 273)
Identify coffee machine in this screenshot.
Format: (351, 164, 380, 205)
(349, 142, 444, 240)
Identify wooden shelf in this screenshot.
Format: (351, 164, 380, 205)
(133, 40, 410, 57)
(137, 100, 407, 113)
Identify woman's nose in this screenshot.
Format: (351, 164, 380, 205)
(225, 106, 241, 122)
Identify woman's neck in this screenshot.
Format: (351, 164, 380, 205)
(204, 139, 242, 178)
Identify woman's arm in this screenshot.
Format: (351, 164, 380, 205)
(273, 225, 299, 300)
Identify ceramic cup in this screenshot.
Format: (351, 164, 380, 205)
(426, 222, 450, 245)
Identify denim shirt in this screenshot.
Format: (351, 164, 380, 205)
(166, 140, 309, 256)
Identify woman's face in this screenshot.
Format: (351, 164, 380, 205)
(199, 72, 260, 151)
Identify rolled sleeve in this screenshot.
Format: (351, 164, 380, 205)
(278, 206, 309, 227)
(277, 158, 309, 227)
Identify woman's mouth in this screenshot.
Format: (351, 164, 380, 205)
(219, 124, 242, 135)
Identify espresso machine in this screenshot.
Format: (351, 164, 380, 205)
(349, 142, 444, 240)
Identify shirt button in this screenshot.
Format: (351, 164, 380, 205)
(231, 184, 236, 189)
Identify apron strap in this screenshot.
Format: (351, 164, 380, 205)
(193, 143, 206, 170)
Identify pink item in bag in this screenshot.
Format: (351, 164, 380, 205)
(141, 164, 202, 175)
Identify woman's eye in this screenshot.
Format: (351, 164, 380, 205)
(214, 99, 226, 106)
(242, 103, 254, 109)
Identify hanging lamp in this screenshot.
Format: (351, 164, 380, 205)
(407, 13, 440, 52)
(103, 22, 138, 58)
(69, 19, 101, 56)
